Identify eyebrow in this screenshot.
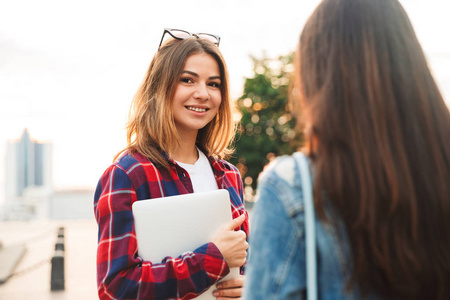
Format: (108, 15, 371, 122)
(181, 70, 221, 80)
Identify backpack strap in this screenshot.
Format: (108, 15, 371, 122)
(293, 152, 317, 300)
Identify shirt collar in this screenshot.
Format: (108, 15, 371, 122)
(160, 146, 229, 177)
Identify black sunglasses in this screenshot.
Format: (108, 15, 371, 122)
(158, 28, 221, 49)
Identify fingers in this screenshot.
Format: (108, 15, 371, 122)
(211, 214, 248, 268)
(224, 214, 246, 231)
(213, 287, 242, 299)
(213, 276, 245, 299)
(216, 276, 244, 289)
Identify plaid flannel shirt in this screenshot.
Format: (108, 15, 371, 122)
(94, 150, 249, 300)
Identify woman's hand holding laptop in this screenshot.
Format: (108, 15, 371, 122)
(211, 214, 248, 268)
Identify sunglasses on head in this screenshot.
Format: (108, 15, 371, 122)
(158, 28, 221, 50)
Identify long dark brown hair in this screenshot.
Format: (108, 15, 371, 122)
(295, 0, 450, 298)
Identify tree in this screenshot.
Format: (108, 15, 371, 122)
(230, 53, 303, 200)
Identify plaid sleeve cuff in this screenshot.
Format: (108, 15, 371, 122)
(200, 242, 230, 282)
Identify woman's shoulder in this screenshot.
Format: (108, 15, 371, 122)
(113, 151, 147, 169)
(210, 156, 240, 174)
(255, 153, 305, 218)
(106, 151, 160, 180)
(98, 151, 166, 198)
(258, 154, 299, 187)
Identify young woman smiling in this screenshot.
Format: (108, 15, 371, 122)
(94, 29, 249, 300)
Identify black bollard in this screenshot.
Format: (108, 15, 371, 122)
(51, 227, 65, 291)
(51, 251, 64, 290)
(55, 237, 64, 251)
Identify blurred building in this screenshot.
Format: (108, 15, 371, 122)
(3, 129, 52, 219)
(49, 189, 95, 219)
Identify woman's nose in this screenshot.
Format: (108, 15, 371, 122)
(194, 83, 209, 101)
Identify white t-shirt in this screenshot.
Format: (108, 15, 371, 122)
(175, 148, 218, 193)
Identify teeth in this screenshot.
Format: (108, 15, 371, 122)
(187, 106, 207, 112)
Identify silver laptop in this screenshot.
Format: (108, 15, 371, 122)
(132, 189, 240, 299)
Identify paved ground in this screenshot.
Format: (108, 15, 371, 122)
(0, 244, 26, 284)
(0, 219, 98, 300)
(0, 203, 255, 299)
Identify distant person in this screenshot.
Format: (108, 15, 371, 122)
(244, 0, 450, 299)
(94, 29, 249, 299)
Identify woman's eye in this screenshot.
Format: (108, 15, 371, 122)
(181, 77, 193, 84)
(209, 82, 221, 88)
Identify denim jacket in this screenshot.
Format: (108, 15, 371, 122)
(244, 154, 369, 300)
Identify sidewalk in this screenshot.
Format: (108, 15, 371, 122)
(0, 203, 255, 299)
(0, 219, 98, 300)
(0, 244, 26, 284)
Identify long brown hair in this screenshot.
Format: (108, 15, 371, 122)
(295, 0, 450, 298)
(116, 37, 235, 168)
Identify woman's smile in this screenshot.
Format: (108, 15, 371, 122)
(186, 106, 209, 113)
(172, 52, 222, 136)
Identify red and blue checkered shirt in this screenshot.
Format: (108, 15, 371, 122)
(94, 150, 249, 300)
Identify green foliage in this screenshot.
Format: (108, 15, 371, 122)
(230, 53, 303, 196)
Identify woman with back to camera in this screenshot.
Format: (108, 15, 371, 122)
(244, 0, 450, 299)
(94, 29, 249, 300)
